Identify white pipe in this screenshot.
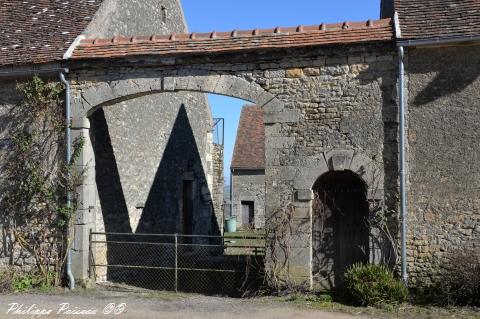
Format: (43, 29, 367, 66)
(59, 71, 75, 290)
(398, 46, 408, 284)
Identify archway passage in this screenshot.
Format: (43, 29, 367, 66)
(312, 170, 369, 290)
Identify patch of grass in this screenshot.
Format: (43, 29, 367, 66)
(224, 230, 265, 256)
(11, 271, 55, 293)
(264, 293, 480, 319)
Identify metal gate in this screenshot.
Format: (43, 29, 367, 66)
(89, 232, 265, 296)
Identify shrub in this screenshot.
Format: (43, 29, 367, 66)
(344, 263, 408, 307)
(434, 250, 480, 306)
(12, 271, 55, 293)
(0, 268, 55, 293)
(0, 267, 16, 293)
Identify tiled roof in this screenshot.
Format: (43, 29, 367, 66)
(70, 19, 393, 60)
(231, 106, 265, 170)
(394, 0, 480, 40)
(0, 0, 103, 67)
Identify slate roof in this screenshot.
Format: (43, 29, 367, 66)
(70, 19, 394, 60)
(394, 0, 480, 40)
(231, 106, 265, 170)
(0, 0, 103, 67)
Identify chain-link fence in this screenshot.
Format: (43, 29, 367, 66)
(89, 232, 265, 296)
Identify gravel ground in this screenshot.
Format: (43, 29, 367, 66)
(0, 290, 366, 319)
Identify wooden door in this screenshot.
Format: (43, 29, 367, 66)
(241, 201, 254, 228)
(312, 171, 369, 289)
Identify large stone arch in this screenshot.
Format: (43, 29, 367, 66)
(71, 73, 288, 126)
(70, 72, 288, 279)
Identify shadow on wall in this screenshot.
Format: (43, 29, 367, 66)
(90, 108, 132, 234)
(90, 104, 221, 286)
(90, 105, 219, 236)
(410, 50, 480, 106)
(136, 104, 220, 236)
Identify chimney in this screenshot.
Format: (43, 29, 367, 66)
(380, 0, 395, 19)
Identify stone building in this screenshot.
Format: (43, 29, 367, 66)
(381, 0, 480, 288)
(231, 105, 265, 229)
(1, 0, 478, 291)
(0, 0, 223, 269)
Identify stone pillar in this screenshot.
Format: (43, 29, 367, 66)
(71, 117, 96, 280)
(212, 143, 224, 234)
(291, 191, 314, 289)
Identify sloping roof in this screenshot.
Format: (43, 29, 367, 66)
(70, 19, 394, 60)
(394, 0, 480, 40)
(0, 0, 103, 67)
(231, 106, 265, 170)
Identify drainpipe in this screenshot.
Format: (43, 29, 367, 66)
(398, 46, 408, 285)
(230, 168, 234, 219)
(59, 71, 75, 290)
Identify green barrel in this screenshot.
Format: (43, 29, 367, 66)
(225, 217, 237, 233)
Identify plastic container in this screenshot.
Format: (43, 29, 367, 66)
(225, 216, 237, 233)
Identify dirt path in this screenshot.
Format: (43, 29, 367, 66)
(0, 291, 367, 319)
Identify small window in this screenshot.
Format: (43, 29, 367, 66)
(161, 6, 167, 23)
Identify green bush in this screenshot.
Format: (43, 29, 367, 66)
(10, 271, 55, 293)
(344, 263, 408, 307)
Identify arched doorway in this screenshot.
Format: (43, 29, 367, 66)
(312, 170, 369, 289)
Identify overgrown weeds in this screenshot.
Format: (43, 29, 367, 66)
(432, 249, 480, 307)
(0, 76, 83, 289)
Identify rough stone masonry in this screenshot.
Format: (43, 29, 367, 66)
(68, 41, 399, 286)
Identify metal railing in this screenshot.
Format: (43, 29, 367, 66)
(89, 231, 265, 296)
(213, 118, 224, 145)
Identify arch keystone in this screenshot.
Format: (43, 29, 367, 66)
(325, 149, 354, 171)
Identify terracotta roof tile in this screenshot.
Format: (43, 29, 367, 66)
(231, 106, 265, 170)
(70, 18, 394, 60)
(0, 0, 103, 67)
(394, 0, 480, 40)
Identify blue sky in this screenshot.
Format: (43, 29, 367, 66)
(181, 0, 381, 183)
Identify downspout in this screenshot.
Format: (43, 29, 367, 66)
(59, 71, 75, 290)
(398, 46, 408, 284)
(394, 11, 408, 285)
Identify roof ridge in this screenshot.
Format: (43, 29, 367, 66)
(79, 18, 392, 46)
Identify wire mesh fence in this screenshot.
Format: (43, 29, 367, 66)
(89, 232, 265, 296)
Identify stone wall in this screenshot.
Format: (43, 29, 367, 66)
(69, 42, 399, 284)
(231, 170, 265, 229)
(83, 0, 187, 38)
(406, 44, 480, 288)
(212, 143, 224, 233)
(0, 80, 22, 267)
(90, 92, 217, 236)
(0, 77, 64, 272)
(79, 0, 218, 277)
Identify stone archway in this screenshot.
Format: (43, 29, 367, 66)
(69, 72, 287, 280)
(312, 170, 369, 290)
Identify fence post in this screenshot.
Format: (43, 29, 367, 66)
(88, 229, 92, 279)
(174, 233, 178, 293)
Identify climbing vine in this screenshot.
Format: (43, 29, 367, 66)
(0, 76, 83, 287)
